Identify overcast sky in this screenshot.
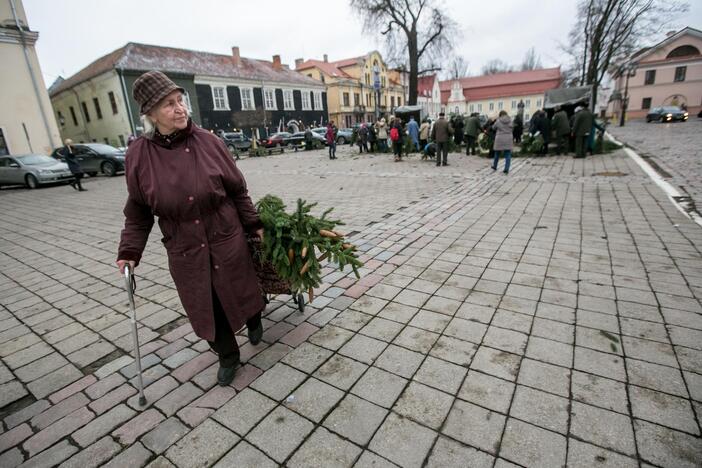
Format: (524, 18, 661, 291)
(23, 0, 702, 87)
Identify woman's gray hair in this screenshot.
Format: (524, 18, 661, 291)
(140, 97, 190, 138)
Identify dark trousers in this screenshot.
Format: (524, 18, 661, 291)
(555, 134, 568, 155)
(208, 290, 261, 367)
(392, 140, 402, 158)
(465, 136, 477, 155)
(70, 173, 84, 190)
(436, 141, 449, 165)
(575, 135, 588, 158)
(328, 141, 336, 159)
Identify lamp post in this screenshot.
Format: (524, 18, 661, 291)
(619, 61, 637, 127)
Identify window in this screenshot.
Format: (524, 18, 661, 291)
(240, 88, 254, 110)
(118, 135, 125, 146)
(301, 90, 311, 110)
(212, 86, 228, 110)
(103, 137, 109, 144)
(511, 100, 516, 109)
(454, 106, 459, 114)
(525, 99, 531, 108)
(313, 91, 322, 110)
(498, 101, 503, 110)
(343, 92, 350, 107)
(365, 73, 370, 85)
(381, 76, 386, 87)
(0, 128, 8, 156)
(283, 89, 294, 110)
(93, 97, 103, 119)
(366, 93, 371, 107)
(644, 70, 656, 85)
(642, 97, 652, 109)
(57, 110, 65, 127)
(674, 66, 686, 82)
(469, 104, 474, 112)
(183, 91, 192, 112)
(69, 106, 78, 125)
(353, 93, 360, 106)
(108, 91, 118, 114)
(81, 102, 91, 122)
(263, 89, 276, 110)
(536, 98, 542, 108)
(489, 102, 494, 111)
(524, 113, 530, 121)
(397, 97, 401, 106)
(345, 115, 352, 127)
(391, 96, 395, 108)
(477, 103, 482, 112)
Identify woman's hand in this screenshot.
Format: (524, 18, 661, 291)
(256, 228, 264, 241)
(116, 259, 136, 275)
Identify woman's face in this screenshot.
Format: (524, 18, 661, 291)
(149, 90, 188, 134)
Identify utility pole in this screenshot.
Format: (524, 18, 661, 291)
(619, 62, 637, 127)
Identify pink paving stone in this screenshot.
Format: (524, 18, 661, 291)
(192, 363, 219, 391)
(0, 423, 32, 453)
(140, 339, 167, 356)
(344, 284, 369, 299)
(162, 323, 193, 343)
(358, 274, 383, 287)
(172, 352, 219, 383)
(232, 364, 263, 391)
(31, 393, 90, 430)
(85, 373, 126, 400)
(177, 407, 214, 428)
(279, 323, 320, 348)
(387, 255, 409, 266)
(89, 383, 137, 415)
(335, 277, 357, 289)
(48, 374, 97, 404)
(364, 259, 383, 270)
(239, 342, 267, 362)
(24, 406, 94, 457)
(155, 338, 189, 359)
(127, 376, 179, 409)
(191, 385, 237, 409)
(112, 408, 164, 445)
(263, 321, 295, 342)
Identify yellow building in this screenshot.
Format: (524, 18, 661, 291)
(295, 51, 405, 128)
(0, 0, 61, 155)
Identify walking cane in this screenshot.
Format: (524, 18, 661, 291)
(124, 265, 147, 406)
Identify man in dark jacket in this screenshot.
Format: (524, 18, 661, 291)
(512, 113, 523, 144)
(534, 110, 551, 155)
(58, 139, 87, 191)
(431, 112, 453, 166)
(551, 106, 570, 155)
(453, 116, 464, 147)
(464, 113, 481, 155)
(572, 104, 594, 158)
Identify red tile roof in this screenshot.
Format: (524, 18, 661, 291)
(439, 67, 561, 104)
(296, 55, 365, 78)
(50, 42, 322, 97)
(417, 75, 436, 97)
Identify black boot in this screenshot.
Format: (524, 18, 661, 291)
(247, 312, 263, 345)
(217, 363, 237, 386)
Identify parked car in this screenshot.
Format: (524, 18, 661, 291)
(219, 132, 253, 152)
(0, 154, 74, 189)
(311, 127, 353, 145)
(260, 132, 290, 148)
(646, 106, 689, 123)
(51, 143, 125, 176)
(286, 131, 326, 148)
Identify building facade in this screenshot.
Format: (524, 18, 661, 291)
(295, 51, 405, 128)
(609, 27, 702, 119)
(440, 67, 562, 122)
(0, 0, 61, 155)
(417, 74, 441, 120)
(49, 43, 328, 145)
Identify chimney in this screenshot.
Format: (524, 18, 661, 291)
(295, 58, 304, 69)
(232, 46, 240, 66)
(323, 54, 328, 63)
(272, 55, 282, 70)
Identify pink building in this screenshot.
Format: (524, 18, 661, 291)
(610, 27, 702, 119)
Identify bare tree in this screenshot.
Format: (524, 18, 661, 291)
(520, 47, 543, 71)
(350, 0, 458, 105)
(481, 59, 512, 75)
(444, 55, 469, 80)
(565, 0, 688, 109)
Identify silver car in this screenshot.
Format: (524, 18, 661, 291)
(0, 154, 74, 189)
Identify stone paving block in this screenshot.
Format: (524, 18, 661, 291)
(413, 356, 466, 395)
(15, 353, 70, 383)
(171, 351, 218, 382)
(458, 370, 515, 414)
(634, 418, 702, 468)
(308, 325, 354, 351)
(127, 375, 179, 410)
(408, 310, 450, 334)
(26, 364, 83, 400)
(517, 358, 570, 397)
(154, 382, 203, 417)
(231, 363, 263, 391)
(0, 423, 32, 454)
(394, 381, 454, 430)
(4, 399, 50, 430)
(573, 346, 625, 381)
(130, 363, 169, 388)
(94, 355, 132, 379)
(351, 366, 407, 409)
(284, 377, 344, 422)
(442, 399, 506, 454)
(622, 335, 678, 368)
(280, 342, 333, 374)
(491, 309, 533, 334)
(288, 426, 362, 468)
(102, 442, 152, 468)
(374, 344, 424, 379)
(338, 334, 387, 364)
(392, 326, 439, 354)
(629, 385, 699, 434)
(213, 388, 277, 436)
(0, 447, 23, 468)
(566, 438, 638, 468)
(250, 362, 306, 401)
(354, 450, 398, 468)
(59, 436, 120, 468)
(314, 354, 368, 390)
(470, 345, 520, 382)
(5, 342, 53, 370)
(427, 436, 494, 468)
(0, 333, 42, 359)
(161, 347, 199, 369)
(67, 339, 116, 368)
(377, 302, 418, 324)
(88, 383, 137, 415)
(112, 407, 165, 445)
(626, 358, 689, 397)
(330, 310, 374, 332)
(72, 404, 136, 447)
(31, 393, 90, 431)
(571, 370, 629, 414)
(48, 374, 96, 404)
(570, 401, 636, 455)
(248, 342, 293, 370)
(369, 412, 437, 468)
(359, 317, 404, 342)
(85, 372, 126, 400)
(24, 406, 94, 457)
(279, 322, 319, 348)
(429, 335, 478, 367)
(213, 440, 277, 468)
(119, 353, 161, 379)
(500, 418, 567, 468)
(166, 419, 239, 468)
(19, 439, 77, 468)
(246, 405, 314, 464)
(324, 393, 388, 446)
(141, 416, 189, 454)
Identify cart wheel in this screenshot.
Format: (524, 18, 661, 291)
(297, 293, 305, 312)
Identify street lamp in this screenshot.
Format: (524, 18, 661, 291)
(619, 61, 638, 127)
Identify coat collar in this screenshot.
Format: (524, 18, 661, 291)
(150, 118, 194, 148)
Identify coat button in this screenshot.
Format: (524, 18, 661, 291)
(194, 219, 200, 224)
(214, 265, 219, 270)
(185, 148, 190, 153)
(188, 196, 194, 201)
(201, 243, 205, 248)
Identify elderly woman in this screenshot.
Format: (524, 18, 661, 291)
(116, 71, 264, 386)
(491, 110, 513, 174)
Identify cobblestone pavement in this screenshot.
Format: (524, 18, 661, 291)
(608, 117, 702, 212)
(1, 144, 701, 467)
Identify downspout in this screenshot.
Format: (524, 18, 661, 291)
(10, 0, 55, 150)
(118, 68, 136, 135)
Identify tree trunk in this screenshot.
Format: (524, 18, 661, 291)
(408, 35, 419, 105)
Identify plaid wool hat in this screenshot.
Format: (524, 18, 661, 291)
(132, 71, 184, 115)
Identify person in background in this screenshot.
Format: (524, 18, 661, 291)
(116, 71, 264, 387)
(534, 110, 551, 155)
(358, 123, 369, 153)
(58, 138, 87, 191)
(390, 118, 404, 162)
(304, 126, 313, 151)
(376, 118, 388, 152)
(512, 112, 523, 144)
(491, 110, 513, 174)
(551, 106, 570, 155)
(419, 118, 430, 151)
(464, 113, 481, 156)
(430, 112, 453, 167)
(407, 116, 420, 151)
(367, 122, 377, 153)
(453, 115, 464, 148)
(572, 103, 594, 158)
(326, 121, 337, 160)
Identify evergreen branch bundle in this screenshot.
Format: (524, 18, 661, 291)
(255, 195, 363, 302)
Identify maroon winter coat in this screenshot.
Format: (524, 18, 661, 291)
(117, 120, 264, 341)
